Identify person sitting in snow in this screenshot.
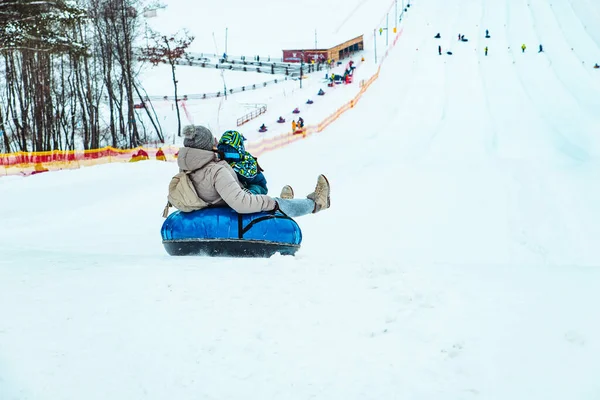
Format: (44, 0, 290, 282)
(217, 130, 268, 195)
(259, 123, 267, 132)
(177, 125, 330, 216)
(594, 63, 600, 69)
(277, 116, 286, 123)
(318, 88, 325, 96)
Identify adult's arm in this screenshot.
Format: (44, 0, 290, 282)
(214, 166, 276, 213)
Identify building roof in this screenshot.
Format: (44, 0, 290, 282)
(282, 35, 364, 52)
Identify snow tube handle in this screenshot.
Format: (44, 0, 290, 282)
(237, 212, 294, 239)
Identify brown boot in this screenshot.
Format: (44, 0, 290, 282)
(307, 174, 330, 213)
(280, 185, 294, 200)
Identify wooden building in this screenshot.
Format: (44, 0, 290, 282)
(282, 35, 364, 63)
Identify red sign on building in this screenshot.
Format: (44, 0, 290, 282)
(282, 49, 328, 63)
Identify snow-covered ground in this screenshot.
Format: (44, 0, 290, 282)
(137, 58, 376, 144)
(2, 0, 600, 399)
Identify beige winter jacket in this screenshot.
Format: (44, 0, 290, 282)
(177, 147, 277, 214)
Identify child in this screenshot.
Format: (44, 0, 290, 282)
(217, 130, 268, 195)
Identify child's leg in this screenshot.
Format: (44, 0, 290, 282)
(245, 172, 268, 195)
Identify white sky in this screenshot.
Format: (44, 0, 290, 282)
(145, 0, 404, 56)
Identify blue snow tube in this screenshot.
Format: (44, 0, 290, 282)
(161, 207, 302, 257)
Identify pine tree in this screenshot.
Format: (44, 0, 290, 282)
(0, 0, 87, 54)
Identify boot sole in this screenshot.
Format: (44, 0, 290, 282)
(319, 174, 331, 209)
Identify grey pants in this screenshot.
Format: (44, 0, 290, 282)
(274, 198, 315, 217)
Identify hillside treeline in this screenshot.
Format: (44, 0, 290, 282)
(0, 0, 166, 153)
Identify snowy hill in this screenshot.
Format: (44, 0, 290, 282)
(1, 0, 600, 399)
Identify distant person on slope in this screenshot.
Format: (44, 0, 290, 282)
(177, 125, 330, 216)
(521, 43, 527, 53)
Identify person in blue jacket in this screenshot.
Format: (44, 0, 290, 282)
(217, 130, 268, 195)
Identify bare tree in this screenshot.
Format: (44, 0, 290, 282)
(141, 29, 194, 138)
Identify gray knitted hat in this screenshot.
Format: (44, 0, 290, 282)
(182, 125, 215, 150)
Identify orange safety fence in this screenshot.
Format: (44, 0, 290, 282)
(0, 27, 403, 178)
(247, 62, 383, 157)
(0, 146, 180, 177)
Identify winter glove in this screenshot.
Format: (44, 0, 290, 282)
(270, 201, 280, 214)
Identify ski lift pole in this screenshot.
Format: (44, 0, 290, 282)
(300, 52, 304, 89)
(386, 13, 389, 47)
(374, 29, 377, 63)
